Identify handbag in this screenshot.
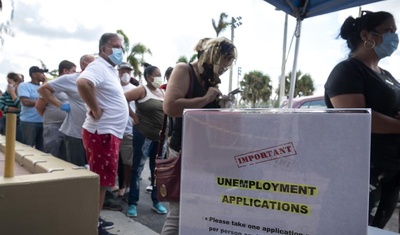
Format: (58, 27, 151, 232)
(155, 152, 181, 201)
(155, 113, 181, 201)
(155, 63, 194, 202)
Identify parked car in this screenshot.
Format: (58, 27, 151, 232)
(280, 95, 326, 109)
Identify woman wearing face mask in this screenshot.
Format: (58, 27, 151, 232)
(161, 37, 237, 235)
(124, 63, 168, 218)
(324, 11, 400, 229)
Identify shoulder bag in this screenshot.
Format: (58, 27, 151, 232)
(155, 64, 194, 202)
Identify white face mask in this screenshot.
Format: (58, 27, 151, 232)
(151, 76, 163, 88)
(121, 73, 131, 84)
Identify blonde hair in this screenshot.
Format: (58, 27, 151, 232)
(195, 37, 237, 86)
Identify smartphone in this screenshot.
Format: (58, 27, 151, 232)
(228, 88, 242, 96)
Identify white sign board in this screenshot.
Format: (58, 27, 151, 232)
(180, 109, 371, 235)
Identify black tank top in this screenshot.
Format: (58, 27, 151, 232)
(169, 64, 220, 152)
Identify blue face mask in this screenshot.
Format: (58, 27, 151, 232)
(108, 48, 123, 65)
(374, 32, 399, 59)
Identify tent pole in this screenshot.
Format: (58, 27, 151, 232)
(278, 13, 288, 106)
(287, 19, 302, 108)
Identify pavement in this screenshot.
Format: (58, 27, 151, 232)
(99, 158, 167, 235)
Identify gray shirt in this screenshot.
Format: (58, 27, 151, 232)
(49, 73, 87, 139)
(43, 91, 68, 124)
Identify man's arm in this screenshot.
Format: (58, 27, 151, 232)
(19, 97, 37, 107)
(35, 97, 48, 116)
(76, 78, 102, 119)
(37, 83, 62, 108)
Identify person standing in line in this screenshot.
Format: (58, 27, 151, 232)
(125, 63, 168, 218)
(17, 66, 48, 151)
(35, 60, 76, 160)
(159, 66, 173, 91)
(115, 62, 137, 197)
(324, 11, 400, 229)
(161, 37, 237, 235)
(37, 55, 95, 167)
(0, 72, 23, 140)
(76, 33, 128, 235)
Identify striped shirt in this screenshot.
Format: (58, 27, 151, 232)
(0, 91, 21, 115)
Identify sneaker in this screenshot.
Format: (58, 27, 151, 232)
(127, 205, 137, 217)
(102, 199, 123, 211)
(98, 227, 115, 235)
(146, 185, 153, 192)
(99, 218, 114, 230)
(152, 202, 167, 214)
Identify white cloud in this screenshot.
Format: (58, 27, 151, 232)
(0, 0, 399, 96)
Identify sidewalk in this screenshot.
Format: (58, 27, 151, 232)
(99, 156, 165, 235)
(100, 210, 159, 235)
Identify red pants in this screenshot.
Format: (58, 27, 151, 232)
(82, 129, 121, 187)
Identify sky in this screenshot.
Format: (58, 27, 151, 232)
(0, 0, 400, 99)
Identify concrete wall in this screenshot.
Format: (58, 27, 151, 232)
(0, 136, 99, 235)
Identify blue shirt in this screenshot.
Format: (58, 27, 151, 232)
(17, 82, 43, 123)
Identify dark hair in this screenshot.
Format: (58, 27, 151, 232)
(58, 60, 76, 75)
(143, 63, 159, 81)
(98, 33, 120, 53)
(339, 11, 394, 54)
(7, 72, 22, 83)
(165, 67, 173, 80)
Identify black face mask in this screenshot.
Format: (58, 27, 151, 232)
(200, 63, 221, 89)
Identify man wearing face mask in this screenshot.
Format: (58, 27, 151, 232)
(124, 63, 168, 218)
(114, 62, 137, 198)
(325, 11, 400, 229)
(38, 54, 95, 167)
(76, 33, 129, 235)
(119, 62, 140, 86)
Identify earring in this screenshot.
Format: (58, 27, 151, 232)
(364, 40, 376, 49)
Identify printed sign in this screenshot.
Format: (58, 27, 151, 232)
(179, 109, 371, 235)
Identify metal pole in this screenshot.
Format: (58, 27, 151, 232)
(4, 113, 17, 177)
(279, 13, 288, 106)
(229, 17, 234, 93)
(288, 19, 302, 109)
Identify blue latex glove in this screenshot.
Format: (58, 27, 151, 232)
(60, 103, 71, 113)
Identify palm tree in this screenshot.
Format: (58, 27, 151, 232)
(283, 71, 315, 97)
(212, 12, 230, 36)
(117, 29, 152, 82)
(240, 70, 272, 108)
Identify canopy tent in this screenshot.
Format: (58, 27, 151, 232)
(263, 0, 385, 107)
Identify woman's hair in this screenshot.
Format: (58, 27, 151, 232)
(142, 62, 159, 81)
(196, 37, 237, 65)
(339, 11, 394, 54)
(7, 72, 22, 83)
(195, 37, 238, 87)
(164, 67, 173, 80)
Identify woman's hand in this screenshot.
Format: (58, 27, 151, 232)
(7, 84, 15, 95)
(219, 94, 235, 108)
(132, 114, 140, 125)
(205, 87, 222, 103)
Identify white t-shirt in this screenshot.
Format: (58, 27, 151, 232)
(48, 73, 86, 139)
(122, 83, 136, 136)
(78, 57, 129, 139)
